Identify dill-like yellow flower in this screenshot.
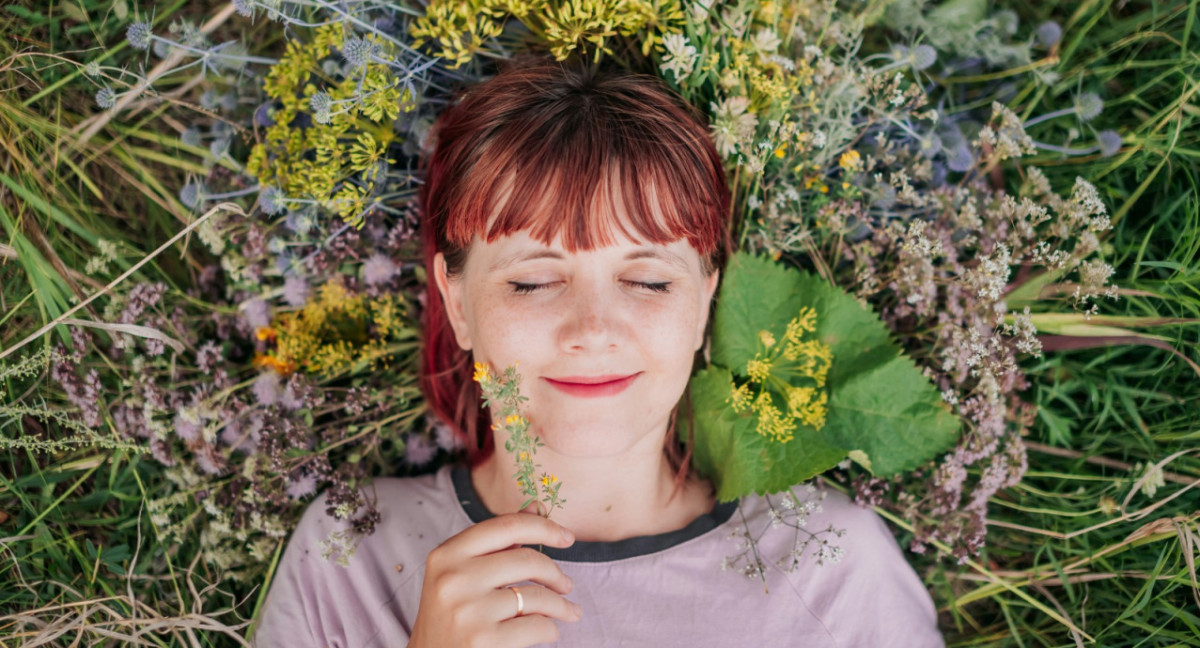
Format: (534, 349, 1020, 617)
(746, 356, 772, 383)
(728, 381, 753, 413)
(759, 329, 776, 349)
(541, 474, 559, 487)
(473, 362, 491, 384)
(505, 413, 523, 426)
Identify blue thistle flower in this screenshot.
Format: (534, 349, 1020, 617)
(1096, 130, 1122, 157)
(181, 127, 202, 148)
(127, 21, 152, 50)
(95, 86, 117, 110)
(947, 143, 974, 172)
(1036, 21, 1062, 48)
(910, 45, 937, 72)
(919, 132, 943, 158)
(1074, 93, 1103, 122)
(258, 186, 287, 215)
(180, 181, 206, 209)
(84, 60, 101, 77)
(341, 36, 374, 68)
(310, 92, 332, 124)
(232, 0, 256, 17)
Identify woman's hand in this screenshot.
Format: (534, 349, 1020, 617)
(407, 512, 583, 648)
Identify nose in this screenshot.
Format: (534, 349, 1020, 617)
(558, 281, 619, 354)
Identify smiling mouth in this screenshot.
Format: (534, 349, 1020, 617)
(542, 373, 641, 397)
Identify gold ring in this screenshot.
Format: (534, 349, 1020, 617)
(509, 586, 524, 617)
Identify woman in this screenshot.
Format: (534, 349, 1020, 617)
(254, 53, 944, 648)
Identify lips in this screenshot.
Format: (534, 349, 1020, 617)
(543, 373, 641, 398)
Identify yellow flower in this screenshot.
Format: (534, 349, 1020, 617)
(838, 149, 862, 172)
(505, 413, 523, 426)
(746, 356, 772, 383)
(519, 452, 528, 462)
(728, 381, 753, 413)
(758, 329, 776, 349)
(472, 362, 490, 384)
(541, 474, 558, 487)
(773, 143, 787, 158)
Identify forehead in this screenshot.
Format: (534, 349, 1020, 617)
(472, 229, 698, 274)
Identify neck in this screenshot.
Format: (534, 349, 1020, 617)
(470, 438, 715, 542)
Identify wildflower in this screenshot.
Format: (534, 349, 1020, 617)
(282, 274, 310, 306)
(1036, 21, 1062, 47)
(1096, 130, 1122, 157)
(710, 96, 758, 158)
(253, 371, 282, 406)
(746, 357, 772, 382)
(95, 86, 117, 110)
(258, 186, 287, 215)
(127, 21, 152, 50)
(660, 33, 698, 81)
(472, 361, 491, 384)
(403, 432, 437, 467)
(838, 150, 862, 173)
(341, 36, 375, 68)
(232, 0, 256, 17)
(750, 27, 781, 54)
(541, 474, 559, 487)
(1074, 93, 1104, 121)
(179, 181, 205, 209)
(286, 471, 319, 500)
(362, 252, 399, 285)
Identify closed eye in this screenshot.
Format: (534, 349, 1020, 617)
(507, 281, 672, 295)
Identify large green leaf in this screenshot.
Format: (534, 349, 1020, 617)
(692, 251, 960, 496)
(687, 366, 846, 501)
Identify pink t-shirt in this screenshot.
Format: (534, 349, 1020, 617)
(254, 462, 944, 647)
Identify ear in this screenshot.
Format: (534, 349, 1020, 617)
(433, 252, 473, 351)
(694, 268, 720, 351)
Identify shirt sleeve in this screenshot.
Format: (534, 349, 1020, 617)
(251, 491, 415, 648)
(820, 494, 945, 648)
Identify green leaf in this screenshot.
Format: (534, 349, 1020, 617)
(687, 367, 846, 501)
(695, 251, 960, 496)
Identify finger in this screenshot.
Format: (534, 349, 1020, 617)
(442, 512, 574, 562)
(490, 585, 582, 626)
(472, 547, 575, 595)
(493, 614, 563, 648)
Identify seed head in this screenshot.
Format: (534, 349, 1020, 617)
(127, 21, 152, 50)
(910, 44, 937, 72)
(341, 36, 375, 68)
(1074, 92, 1103, 122)
(95, 86, 117, 110)
(1036, 21, 1062, 48)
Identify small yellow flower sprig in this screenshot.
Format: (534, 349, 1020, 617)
(727, 306, 834, 443)
(473, 362, 566, 519)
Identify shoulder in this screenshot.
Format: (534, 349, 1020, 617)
(253, 463, 470, 647)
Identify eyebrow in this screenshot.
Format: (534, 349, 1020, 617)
(487, 248, 690, 272)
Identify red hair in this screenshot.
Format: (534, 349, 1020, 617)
(417, 53, 732, 495)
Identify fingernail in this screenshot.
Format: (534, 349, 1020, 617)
(561, 528, 574, 543)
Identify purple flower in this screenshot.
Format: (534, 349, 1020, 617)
(174, 408, 202, 443)
(252, 372, 282, 406)
(362, 252, 399, 286)
(403, 432, 437, 467)
(286, 471, 319, 500)
(241, 298, 272, 330)
(432, 417, 465, 452)
(283, 275, 310, 307)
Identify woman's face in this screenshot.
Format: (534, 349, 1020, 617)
(434, 228, 720, 458)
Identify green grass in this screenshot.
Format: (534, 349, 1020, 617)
(1, 0, 1198, 646)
